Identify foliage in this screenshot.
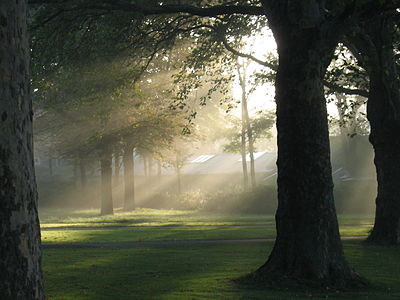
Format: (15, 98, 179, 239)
(223, 110, 275, 153)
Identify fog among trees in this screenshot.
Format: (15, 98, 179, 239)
(2, 1, 400, 299)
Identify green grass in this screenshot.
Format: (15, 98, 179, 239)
(43, 241, 400, 300)
(39, 208, 374, 228)
(41, 209, 396, 299)
(39, 209, 373, 244)
(41, 226, 276, 244)
(41, 225, 373, 245)
(39, 208, 275, 228)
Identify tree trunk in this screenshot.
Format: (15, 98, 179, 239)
(346, 16, 400, 245)
(238, 60, 255, 189)
(114, 154, 121, 186)
(255, 1, 364, 288)
(0, 1, 44, 299)
(148, 155, 153, 177)
(176, 163, 182, 195)
(123, 146, 135, 211)
(244, 93, 256, 189)
(157, 160, 162, 177)
(100, 147, 113, 215)
(363, 18, 400, 245)
(143, 154, 148, 177)
(48, 158, 53, 176)
(240, 125, 249, 190)
(73, 159, 79, 189)
(240, 90, 249, 190)
(79, 155, 87, 190)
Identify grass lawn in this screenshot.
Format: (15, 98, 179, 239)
(39, 208, 374, 228)
(39, 208, 275, 228)
(41, 209, 399, 299)
(43, 241, 400, 300)
(40, 208, 373, 245)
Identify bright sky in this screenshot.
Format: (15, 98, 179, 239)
(231, 27, 345, 119)
(231, 28, 277, 117)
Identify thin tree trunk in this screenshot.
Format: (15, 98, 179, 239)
(148, 155, 153, 177)
(240, 124, 249, 190)
(255, 1, 364, 287)
(244, 93, 256, 188)
(48, 158, 53, 176)
(176, 166, 182, 195)
(143, 154, 148, 177)
(79, 156, 87, 190)
(73, 159, 79, 189)
(0, 1, 44, 298)
(100, 147, 113, 215)
(240, 72, 249, 190)
(114, 154, 121, 186)
(237, 61, 256, 189)
(335, 93, 352, 174)
(123, 146, 135, 211)
(157, 160, 162, 191)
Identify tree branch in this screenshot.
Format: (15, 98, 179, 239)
(29, 1, 265, 17)
(323, 80, 369, 98)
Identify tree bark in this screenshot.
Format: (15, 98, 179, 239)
(79, 155, 87, 190)
(240, 124, 249, 190)
(0, 1, 44, 299)
(253, 1, 364, 288)
(114, 154, 121, 186)
(237, 60, 256, 189)
(176, 155, 182, 195)
(240, 87, 249, 190)
(123, 146, 135, 211)
(143, 154, 148, 177)
(100, 147, 113, 215)
(48, 158, 53, 176)
(355, 17, 400, 245)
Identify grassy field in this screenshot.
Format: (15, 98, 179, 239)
(40, 209, 400, 300)
(40, 208, 373, 244)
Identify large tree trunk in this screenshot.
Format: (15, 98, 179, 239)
(361, 18, 400, 245)
(123, 146, 135, 211)
(0, 1, 44, 299)
(254, 1, 363, 288)
(100, 147, 113, 215)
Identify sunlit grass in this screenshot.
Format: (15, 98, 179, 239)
(39, 208, 275, 228)
(43, 241, 400, 300)
(40, 208, 374, 228)
(39, 209, 374, 244)
(40, 209, 399, 299)
(41, 226, 275, 244)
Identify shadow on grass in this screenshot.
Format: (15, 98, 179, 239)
(43, 241, 400, 300)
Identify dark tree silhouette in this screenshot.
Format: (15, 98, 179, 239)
(0, 0, 44, 299)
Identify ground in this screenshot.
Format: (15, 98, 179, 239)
(40, 209, 400, 299)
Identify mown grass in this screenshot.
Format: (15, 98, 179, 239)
(41, 226, 275, 244)
(43, 241, 400, 300)
(41, 225, 373, 245)
(41, 209, 395, 299)
(39, 208, 274, 228)
(39, 208, 374, 228)
(39, 209, 373, 244)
